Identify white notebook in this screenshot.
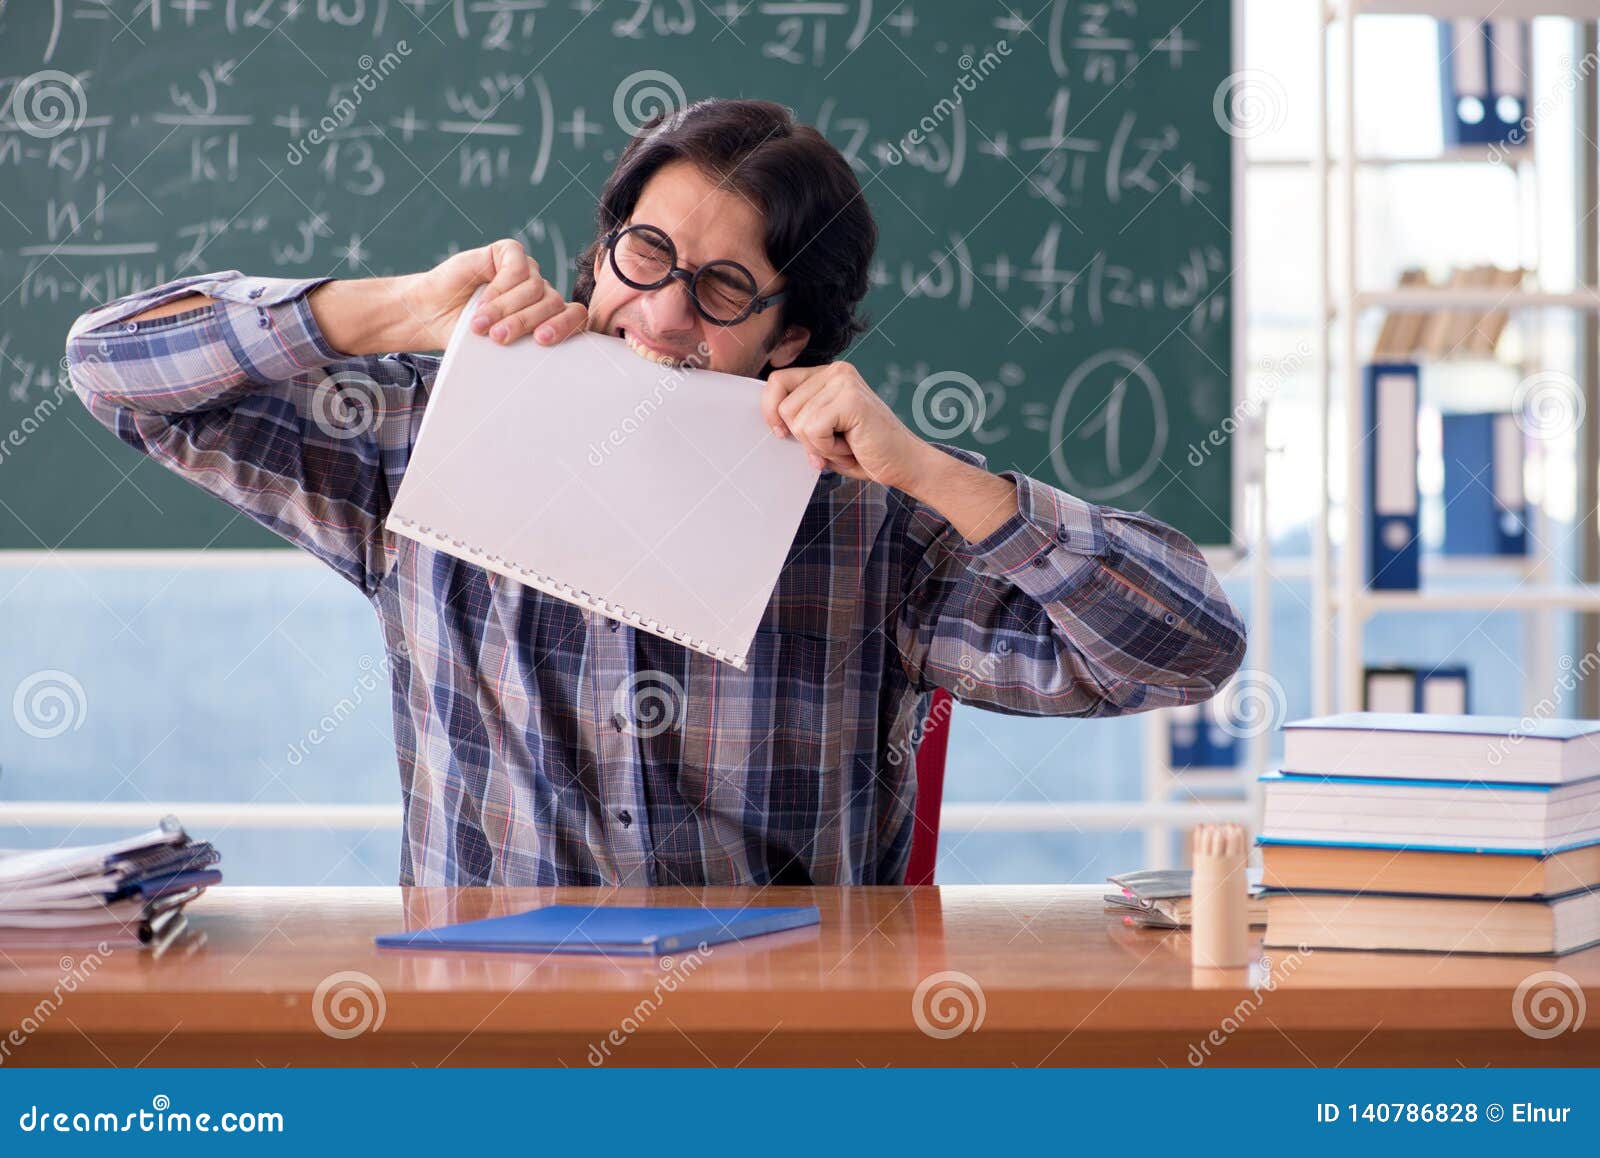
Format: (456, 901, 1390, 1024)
(385, 288, 819, 669)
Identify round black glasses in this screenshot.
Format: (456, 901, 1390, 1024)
(604, 223, 787, 327)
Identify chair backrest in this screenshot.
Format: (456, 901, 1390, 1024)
(905, 687, 954, 886)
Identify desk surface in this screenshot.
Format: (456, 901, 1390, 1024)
(2, 885, 1596, 1066)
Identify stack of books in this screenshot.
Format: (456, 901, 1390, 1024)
(1260, 713, 1600, 955)
(0, 816, 221, 950)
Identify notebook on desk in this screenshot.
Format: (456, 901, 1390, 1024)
(385, 286, 820, 669)
(374, 904, 821, 956)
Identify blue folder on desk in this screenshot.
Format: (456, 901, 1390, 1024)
(374, 904, 820, 956)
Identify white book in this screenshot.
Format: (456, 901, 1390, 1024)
(1280, 712, 1600, 785)
(1259, 770, 1600, 853)
(386, 288, 819, 669)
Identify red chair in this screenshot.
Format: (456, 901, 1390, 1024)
(905, 687, 954, 885)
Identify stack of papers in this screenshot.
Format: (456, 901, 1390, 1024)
(0, 816, 220, 949)
(1105, 868, 1267, 929)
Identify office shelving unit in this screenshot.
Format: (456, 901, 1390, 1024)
(1313, 1, 1600, 714)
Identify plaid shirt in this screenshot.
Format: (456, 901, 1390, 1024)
(66, 271, 1246, 887)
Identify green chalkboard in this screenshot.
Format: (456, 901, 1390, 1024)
(0, 0, 1233, 549)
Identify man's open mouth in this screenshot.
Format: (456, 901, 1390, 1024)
(618, 328, 692, 368)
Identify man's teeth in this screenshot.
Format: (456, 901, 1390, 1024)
(622, 331, 682, 367)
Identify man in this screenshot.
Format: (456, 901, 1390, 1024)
(67, 99, 1245, 888)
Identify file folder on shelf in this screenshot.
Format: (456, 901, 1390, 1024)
(1438, 19, 1529, 148)
(1441, 411, 1528, 557)
(1364, 363, 1420, 590)
(1362, 664, 1470, 714)
(1363, 666, 1418, 713)
(1418, 665, 1470, 715)
(1168, 704, 1207, 767)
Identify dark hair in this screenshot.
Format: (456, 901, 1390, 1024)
(572, 98, 876, 368)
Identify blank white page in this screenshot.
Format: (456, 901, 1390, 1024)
(386, 289, 819, 669)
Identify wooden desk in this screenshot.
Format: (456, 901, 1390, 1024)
(1, 885, 1595, 1066)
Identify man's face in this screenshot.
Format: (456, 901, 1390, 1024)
(584, 160, 810, 378)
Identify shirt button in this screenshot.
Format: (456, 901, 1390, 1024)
(257, 314, 270, 329)
(123, 322, 137, 332)
(1032, 555, 1048, 567)
(607, 619, 619, 632)
(611, 712, 626, 732)
(617, 810, 633, 827)
(1056, 527, 1070, 543)
(1163, 612, 1177, 625)
(247, 286, 263, 299)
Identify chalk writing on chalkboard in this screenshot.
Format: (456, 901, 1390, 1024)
(0, 0, 1233, 548)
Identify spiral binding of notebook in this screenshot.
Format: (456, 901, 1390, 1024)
(385, 515, 750, 669)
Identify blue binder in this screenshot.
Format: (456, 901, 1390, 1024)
(1418, 664, 1470, 714)
(1202, 700, 1239, 767)
(1363, 665, 1418, 713)
(1363, 363, 1420, 590)
(1362, 664, 1469, 713)
(1168, 704, 1208, 767)
(1439, 19, 1528, 148)
(1441, 411, 1527, 556)
(375, 904, 820, 956)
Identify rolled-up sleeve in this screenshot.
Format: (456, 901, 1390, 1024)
(65, 270, 435, 592)
(895, 445, 1247, 718)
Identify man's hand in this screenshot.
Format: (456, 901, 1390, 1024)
(761, 361, 934, 490)
(402, 238, 587, 349)
(311, 238, 587, 355)
(762, 361, 1020, 541)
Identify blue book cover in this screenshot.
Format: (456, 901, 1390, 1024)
(374, 904, 820, 956)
